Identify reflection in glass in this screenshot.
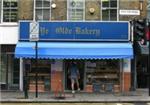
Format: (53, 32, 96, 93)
(110, 9, 117, 20)
(102, 10, 109, 21)
(35, 0, 51, 20)
(43, 9, 50, 20)
(110, 0, 117, 7)
(68, 0, 84, 20)
(102, 1, 109, 7)
(102, 0, 117, 21)
(3, 0, 18, 22)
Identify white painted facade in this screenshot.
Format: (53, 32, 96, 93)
(0, 24, 19, 44)
(123, 59, 131, 73)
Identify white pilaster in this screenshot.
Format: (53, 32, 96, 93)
(123, 59, 131, 73)
(19, 58, 23, 91)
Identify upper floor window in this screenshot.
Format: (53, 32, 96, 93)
(68, 0, 84, 20)
(3, 0, 18, 22)
(35, 0, 51, 21)
(101, 0, 117, 21)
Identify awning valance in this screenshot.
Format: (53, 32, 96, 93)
(15, 42, 133, 59)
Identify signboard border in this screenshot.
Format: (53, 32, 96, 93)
(19, 20, 130, 42)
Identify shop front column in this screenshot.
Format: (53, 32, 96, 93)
(122, 59, 131, 92)
(19, 58, 23, 91)
(51, 60, 63, 92)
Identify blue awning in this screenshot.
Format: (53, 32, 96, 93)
(15, 42, 133, 59)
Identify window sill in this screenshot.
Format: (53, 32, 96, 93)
(0, 22, 18, 27)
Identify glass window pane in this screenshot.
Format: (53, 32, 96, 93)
(43, 0, 50, 7)
(3, 0, 18, 22)
(10, 1, 17, 7)
(102, 10, 109, 21)
(75, 1, 83, 8)
(13, 58, 19, 84)
(35, 9, 43, 20)
(3, 1, 10, 8)
(102, 1, 109, 7)
(35, 0, 51, 21)
(3, 9, 10, 22)
(110, 9, 117, 20)
(0, 54, 7, 84)
(110, 0, 117, 7)
(10, 9, 17, 22)
(36, 0, 42, 7)
(43, 9, 50, 20)
(68, 0, 84, 20)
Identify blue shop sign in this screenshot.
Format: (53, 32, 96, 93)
(19, 21, 129, 41)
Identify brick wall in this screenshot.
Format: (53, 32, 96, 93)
(51, 0, 67, 20)
(51, 71, 63, 92)
(119, 0, 147, 21)
(18, 0, 147, 21)
(85, 0, 101, 20)
(123, 72, 131, 92)
(18, 0, 33, 20)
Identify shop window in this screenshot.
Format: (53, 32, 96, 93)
(101, 0, 117, 21)
(3, 0, 18, 22)
(0, 53, 19, 90)
(0, 54, 7, 86)
(68, 0, 84, 20)
(27, 59, 51, 92)
(85, 60, 120, 93)
(35, 0, 51, 21)
(13, 58, 19, 84)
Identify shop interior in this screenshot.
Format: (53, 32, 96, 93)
(64, 59, 120, 93)
(136, 55, 149, 88)
(27, 59, 51, 92)
(64, 60, 85, 91)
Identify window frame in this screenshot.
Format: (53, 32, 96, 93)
(34, 0, 51, 21)
(1, 0, 18, 23)
(101, 0, 119, 21)
(67, 0, 85, 21)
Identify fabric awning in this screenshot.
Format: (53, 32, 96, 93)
(15, 42, 133, 59)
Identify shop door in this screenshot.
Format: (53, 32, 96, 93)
(65, 60, 84, 91)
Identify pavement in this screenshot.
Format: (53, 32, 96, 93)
(0, 89, 150, 103)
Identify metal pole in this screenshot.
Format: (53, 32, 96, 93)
(35, 41, 38, 98)
(146, 19, 150, 96)
(130, 20, 136, 91)
(147, 39, 150, 96)
(24, 66, 28, 99)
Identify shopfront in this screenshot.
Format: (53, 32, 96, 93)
(0, 45, 19, 90)
(64, 59, 120, 92)
(15, 21, 133, 93)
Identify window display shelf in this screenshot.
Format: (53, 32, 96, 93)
(85, 60, 120, 92)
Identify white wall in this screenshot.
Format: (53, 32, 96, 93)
(123, 59, 131, 73)
(0, 24, 18, 44)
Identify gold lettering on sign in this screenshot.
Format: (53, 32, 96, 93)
(56, 27, 72, 34)
(40, 27, 49, 35)
(75, 27, 100, 36)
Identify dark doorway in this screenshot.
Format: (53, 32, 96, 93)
(137, 56, 149, 88)
(64, 60, 84, 91)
